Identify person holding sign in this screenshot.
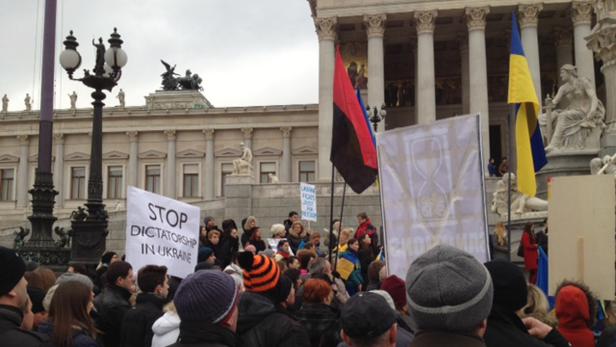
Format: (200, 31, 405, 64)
(338, 238, 363, 296)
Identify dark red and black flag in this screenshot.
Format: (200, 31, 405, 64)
(330, 47, 378, 194)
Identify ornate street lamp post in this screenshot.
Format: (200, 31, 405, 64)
(366, 104, 386, 132)
(59, 28, 127, 266)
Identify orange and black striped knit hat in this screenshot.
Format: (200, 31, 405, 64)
(238, 253, 280, 293)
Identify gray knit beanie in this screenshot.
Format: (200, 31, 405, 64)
(406, 245, 493, 332)
(174, 270, 239, 323)
(56, 272, 94, 290)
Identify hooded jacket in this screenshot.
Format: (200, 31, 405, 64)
(237, 292, 309, 347)
(151, 311, 181, 347)
(556, 284, 596, 347)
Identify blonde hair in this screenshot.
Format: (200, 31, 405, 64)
(495, 223, 508, 247)
(521, 284, 555, 326)
(244, 216, 257, 231)
(270, 223, 286, 238)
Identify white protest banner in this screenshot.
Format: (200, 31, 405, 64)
(300, 182, 317, 222)
(125, 186, 200, 279)
(377, 114, 490, 279)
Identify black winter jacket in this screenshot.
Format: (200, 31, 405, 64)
(294, 302, 341, 347)
(167, 320, 236, 347)
(120, 292, 166, 347)
(0, 305, 50, 347)
(94, 285, 133, 347)
(237, 292, 310, 347)
(484, 306, 571, 347)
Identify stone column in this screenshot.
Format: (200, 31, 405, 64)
(364, 14, 386, 132)
(414, 10, 437, 124)
(518, 4, 543, 105)
(466, 7, 491, 162)
(315, 16, 337, 181)
(554, 27, 574, 71)
(586, 11, 616, 153)
(53, 133, 64, 208)
(164, 130, 176, 198)
(459, 36, 470, 114)
(280, 127, 292, 182)
(203, 129, 215, 200)
(127, 131, 139, 188)
(572, 1, 596, 86)
(16, 135, 29, 208)
(241, 128, 253, 151)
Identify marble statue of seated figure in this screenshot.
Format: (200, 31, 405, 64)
(542, 64, 605, 152)
(232, 142, 253, 175)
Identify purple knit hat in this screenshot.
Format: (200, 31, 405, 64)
(174, 270, 239, 323)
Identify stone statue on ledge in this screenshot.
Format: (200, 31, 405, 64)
(24, 93, 32, 111)
(541, 65, 605, 153)
(160, 60, 203, 91)
(2, 94, 8, 112)
(117, 89, 125, 108)
(232, 142, 253, 176)
(69, 91, 77, 110)
(491, 173, 548, 218)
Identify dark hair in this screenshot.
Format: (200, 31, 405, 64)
(222, 219, 238, 234)
(367, 260, 384, 285)
(106, 261, 132, 285)
(288, 211, 299, 218)
(283, 268, 301, 289)
(49, 282, 96, 347)
(357, 212, 368, 219)
(347, 238, 359, 248)
(101, 251, 117, 265)
(68, 264, 89, 276)
(137, 265, 168, 293)
(249, 227, 262, 241)
(167, 276, 182, 301)
(297, 250, 316, 270)
(286, 256, 299, 267)
(303, 279, 332, 304)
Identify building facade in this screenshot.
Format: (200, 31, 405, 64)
(310, 0, 603, 180)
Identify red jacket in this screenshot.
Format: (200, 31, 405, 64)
(355, 219, 376, 240)
(521, 231, 538, 271)
(556, 285, 595, 347)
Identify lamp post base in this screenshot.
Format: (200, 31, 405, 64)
(69, 202, 109, 266)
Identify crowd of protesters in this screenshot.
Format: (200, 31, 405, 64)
(0, 213, 615, 347)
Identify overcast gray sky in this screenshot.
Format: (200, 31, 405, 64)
(0, 0, 318, 111)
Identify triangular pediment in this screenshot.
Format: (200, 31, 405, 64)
(103, 151, 129, 160)
(292, 145, 317, 155)
(65, 152, 90, 161)
(177, 149, 205, 158)
(254, 146, 282, 156)
(29, 154, 56, 162)
(215, 147, 242, 157)
(0, 154, 19, 163)
(139, 150, 167, 159)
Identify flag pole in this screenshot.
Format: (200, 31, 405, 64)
(328, 165, 336, 264)
(507, 104, 515, 262)
(333, 182, 347, 271)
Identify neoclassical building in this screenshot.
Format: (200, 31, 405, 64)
(0, 91, 319, 230)
(309, 0, 605, 180)
(2, 0, 616, 244)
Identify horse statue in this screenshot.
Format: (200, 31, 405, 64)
(177, 70, 203, 91)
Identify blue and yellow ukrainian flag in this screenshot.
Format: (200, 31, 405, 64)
(508, 13, 547, 197)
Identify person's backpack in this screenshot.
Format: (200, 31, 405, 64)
(517, 242, 524, 257)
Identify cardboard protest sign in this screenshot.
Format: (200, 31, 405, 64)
(300, 182, 317, 222)
(377, 114, 490, 279)
(548, 175, 615, 300)
(125, 186, 200, 279)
